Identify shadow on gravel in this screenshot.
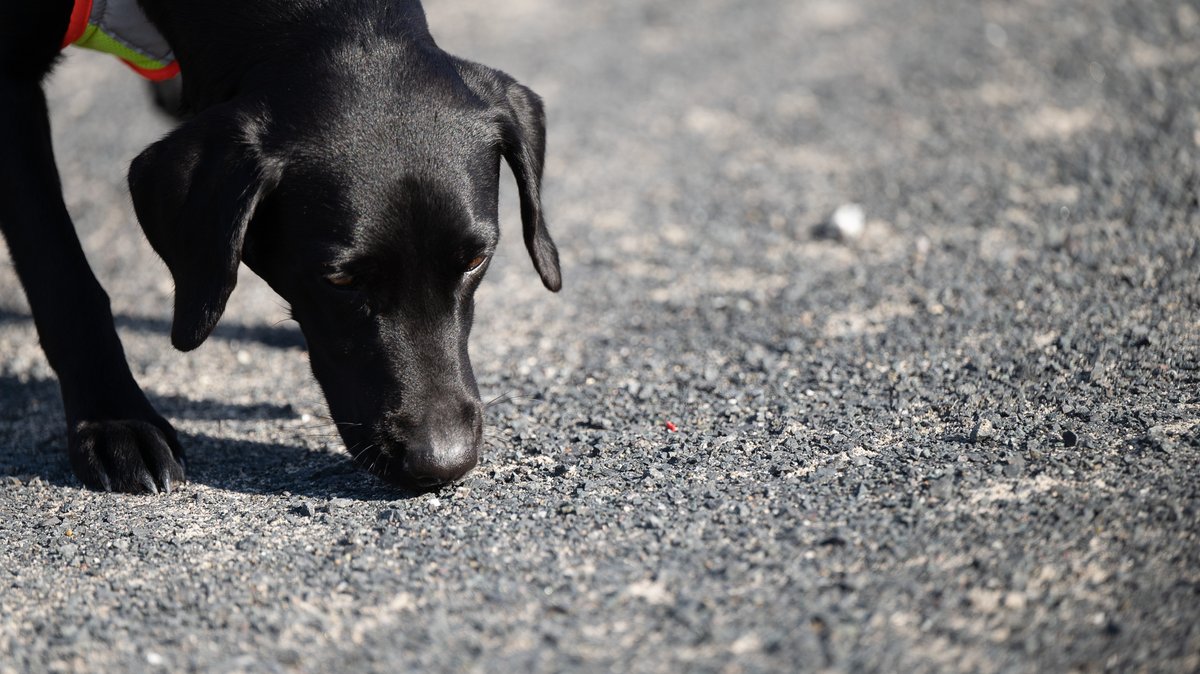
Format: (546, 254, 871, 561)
(0, 373, 410, 501)
(176, 432, 410, 501)
(152, 394, 297, 421)
(0, 374, 69, 484)
(0, 306, 306, 350)
(114, 313, 307, 350)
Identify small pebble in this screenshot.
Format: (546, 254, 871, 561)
(831, 203, 866, 240)
(971, 418, 996, 443)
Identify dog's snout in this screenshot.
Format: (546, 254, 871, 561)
(404, 437, 478, 487)
(387, 399, 481, 488)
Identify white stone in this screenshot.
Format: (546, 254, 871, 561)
(832, 203, 866, 240)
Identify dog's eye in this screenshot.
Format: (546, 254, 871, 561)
(465, 256, 487, 273)
(325, 273, 355, 288)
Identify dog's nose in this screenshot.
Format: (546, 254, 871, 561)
(403, 436, 478, 487)
(391, 400, 481, 488)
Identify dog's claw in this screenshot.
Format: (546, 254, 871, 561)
(69, 418, 185, 495)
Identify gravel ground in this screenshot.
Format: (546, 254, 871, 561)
(2, 0, 1199, 672)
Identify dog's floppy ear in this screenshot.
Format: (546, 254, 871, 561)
(455, 59, 561, 292)
(498, 81, 561, 292)
(129, 101, 280, 351)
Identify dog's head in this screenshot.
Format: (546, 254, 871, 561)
(128, 48, 559, 490)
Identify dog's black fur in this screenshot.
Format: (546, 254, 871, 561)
(0, 0, 560, 493)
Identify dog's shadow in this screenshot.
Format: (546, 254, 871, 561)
(174, 428, 408, 501)
(0, 372, 412, 500)
(0, 311, 415, 501)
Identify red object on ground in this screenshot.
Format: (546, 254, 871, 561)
(665, 421, 678, 432)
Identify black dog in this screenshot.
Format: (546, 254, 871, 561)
(0, 0, 560, 493)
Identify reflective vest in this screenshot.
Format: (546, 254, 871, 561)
(62, 0, 179, 81)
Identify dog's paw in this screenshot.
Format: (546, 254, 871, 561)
(69, 419, 186, 494)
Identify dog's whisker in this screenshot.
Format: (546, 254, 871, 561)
(483, 392, 544, 409)
(295, 427, 346, 438)
(304, 412, 362, 428)
(485, 390, 517, 407)
(355, 445, 381, 470)
(365, 444, 383, 476)
(295, 422, 343, 431)
(350, 443, 372, 462)
(298, 433, 342, 441)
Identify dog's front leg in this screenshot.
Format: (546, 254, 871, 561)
(0, 78, 185, 493)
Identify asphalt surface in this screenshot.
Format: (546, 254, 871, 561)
(2, 0, 1199, 672)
